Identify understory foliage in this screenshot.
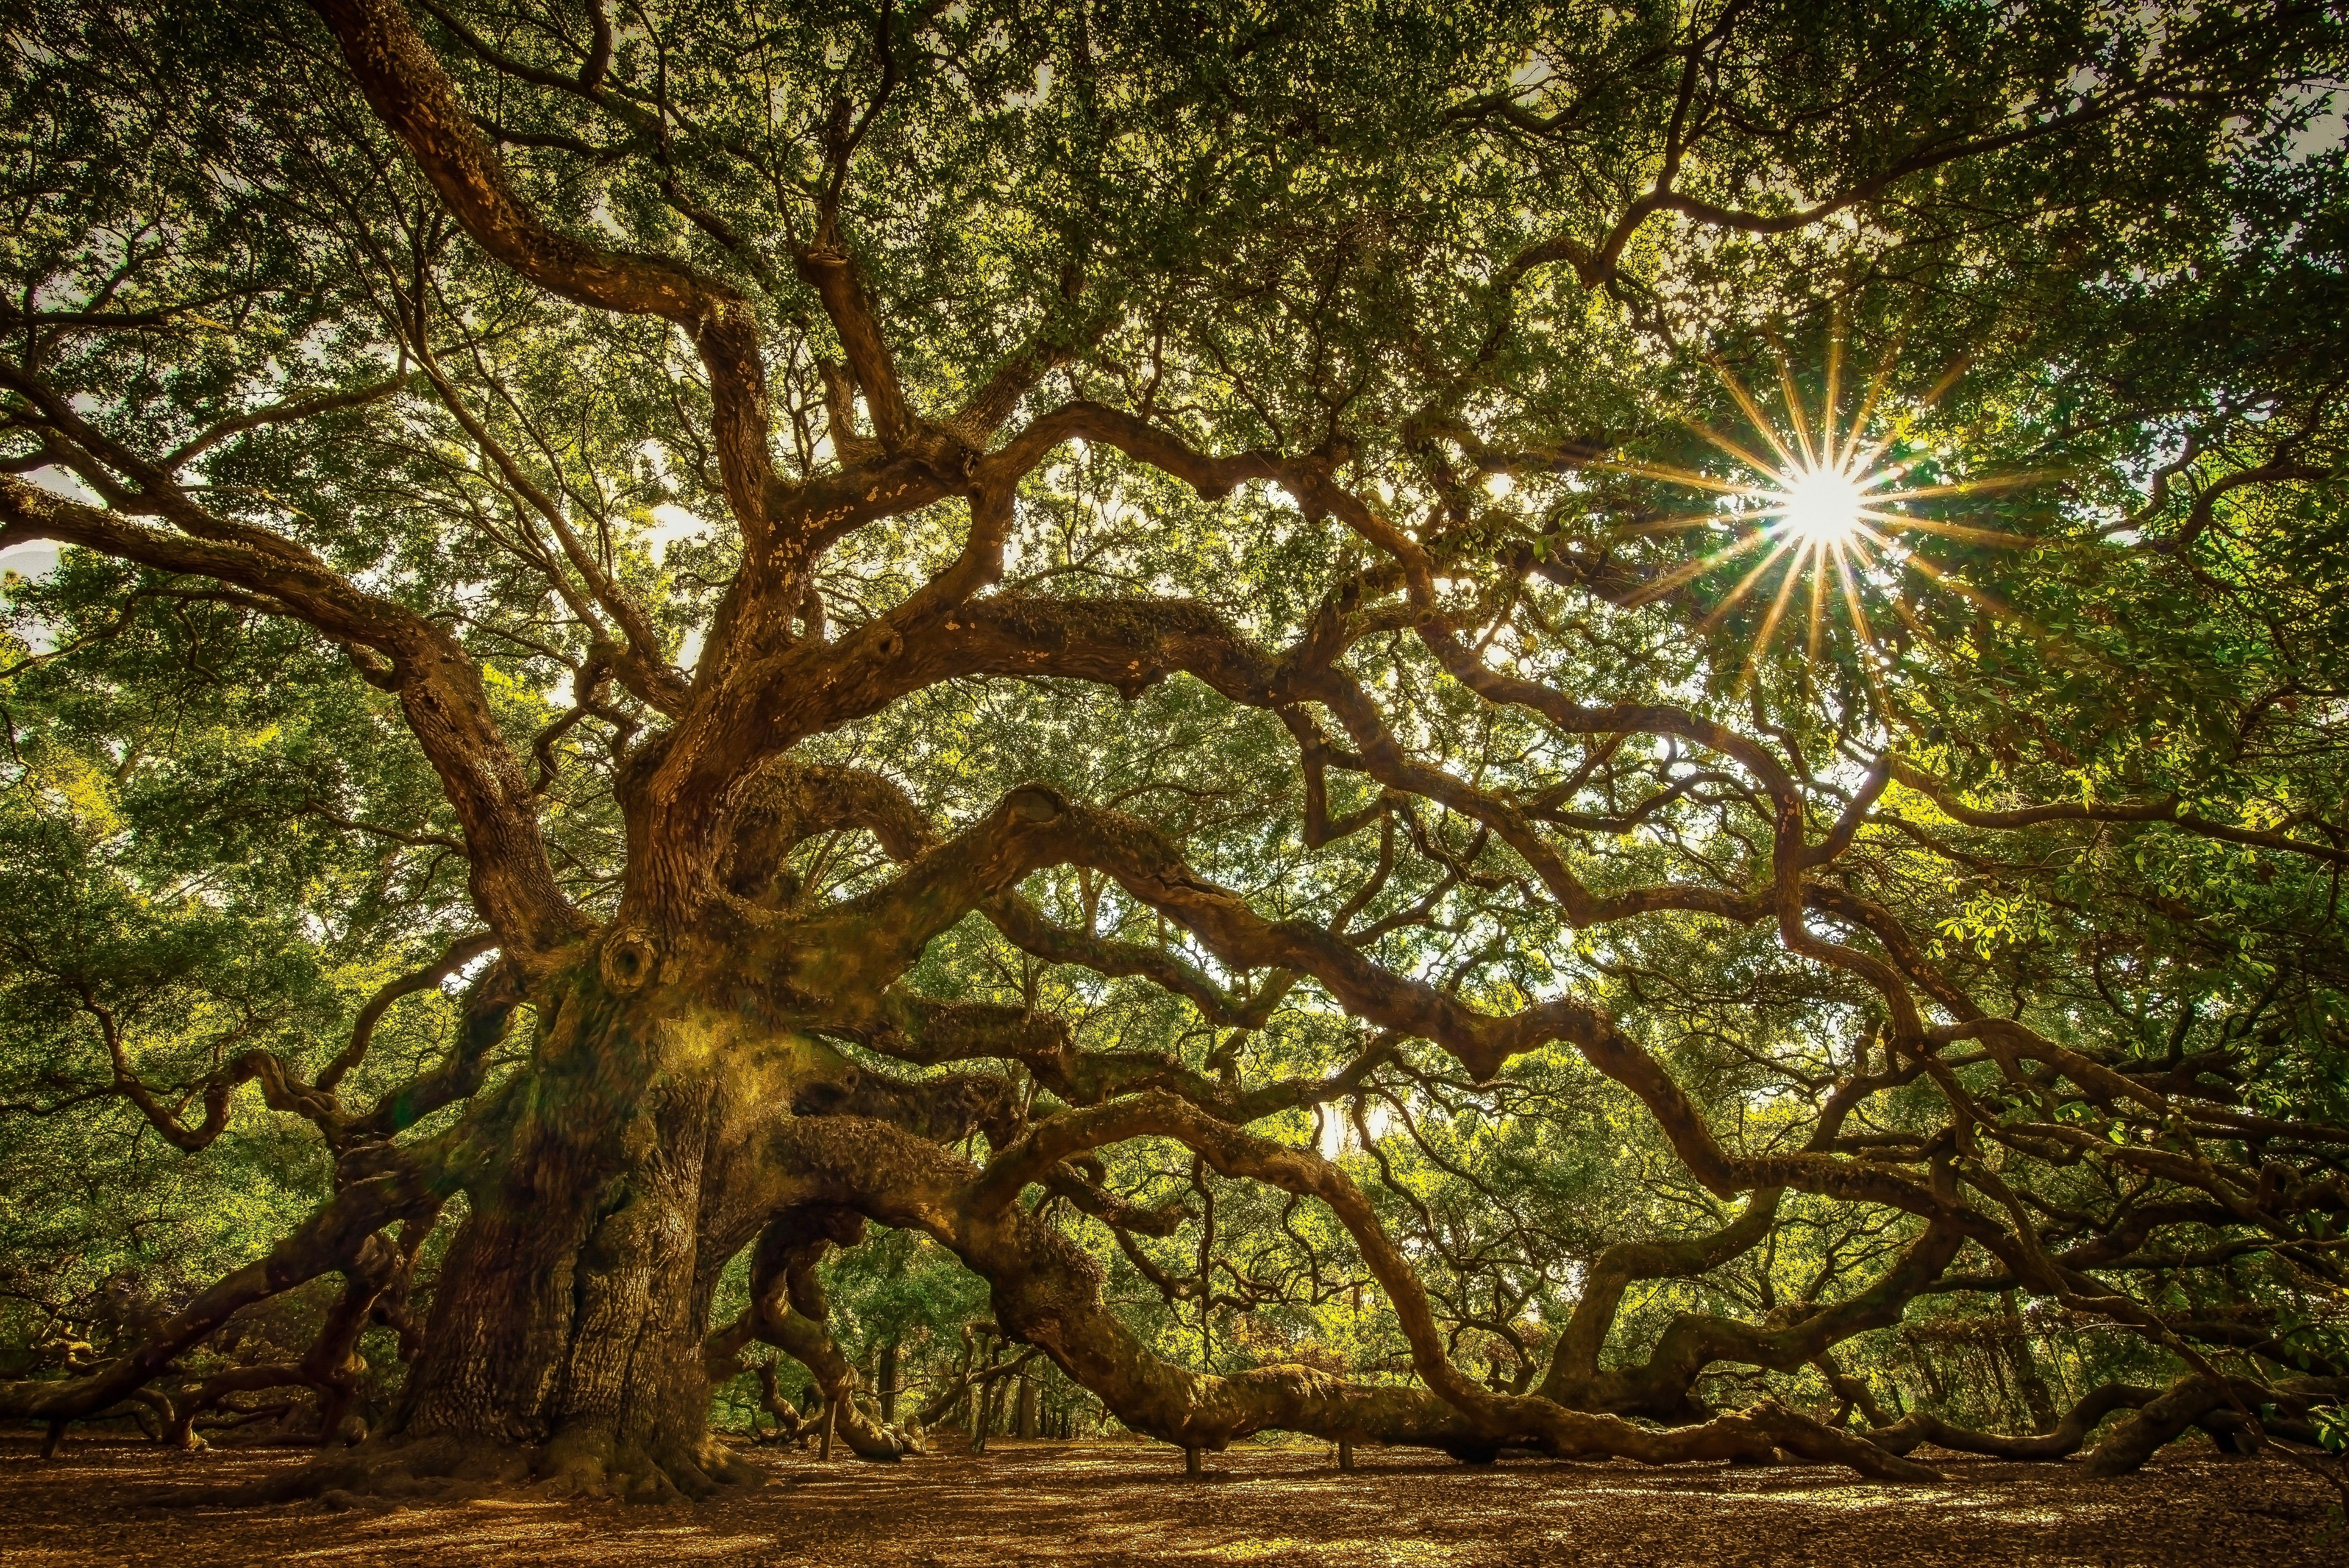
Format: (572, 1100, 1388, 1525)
(2, 0, 2347, 1502)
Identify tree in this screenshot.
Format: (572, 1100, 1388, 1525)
(3, 0, 2347, 1505)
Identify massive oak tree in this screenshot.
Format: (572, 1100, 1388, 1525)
(4, 0, 2347, 1504)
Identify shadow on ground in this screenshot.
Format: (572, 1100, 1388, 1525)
(2, 1433, 2337, 1566)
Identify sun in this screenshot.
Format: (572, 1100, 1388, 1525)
(1592, 334, 2042, 688)
(1775, 463, 1869, 547)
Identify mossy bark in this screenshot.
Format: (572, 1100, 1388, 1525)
(308, 971, 793, 1502)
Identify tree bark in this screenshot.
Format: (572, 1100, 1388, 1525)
(377, 988, 746, 1499)
(198, 971, 784, 1504)
(1866, 1382, 2158, 1460)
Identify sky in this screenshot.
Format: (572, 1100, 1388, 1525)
(0, 542, 58, 582)
(4, 470, 79, 649)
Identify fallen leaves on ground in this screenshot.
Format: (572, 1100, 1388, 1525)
(2, 1433, 2338, 1566)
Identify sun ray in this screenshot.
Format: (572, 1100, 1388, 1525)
(1836, 337, 1902, 471)
(1871, 472, 2060, 504)
(1621, 527, 1778, 607)
(1834, 543, 1881, 651)
(1678, 423, 1791, 485)
(1890, 548, 2019, 619)
(1775, 350, 1820, 470)
(1805, 548, 1829, 660)
(1840, 353, 1975, 478)
(1880, 581, 1959, 660)
(1887, 516, 2041, 549)
(1595, 457, 1775, 499)
(1833, 543, 1895, 716)
(1841, 520, 1896, 554)
(1696, 537, 1799, 634)
(1615, 505, 1766, 537)
(1708, 358, 1806, 473)
(1740, 542, 1812, 683)
(1822, 323, 1847, 468)
(1611, 336, 2050, 702)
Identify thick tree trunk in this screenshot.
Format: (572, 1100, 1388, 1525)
(387, 1169, 727, 1496)
(250, 972, 784, 1504)
(388, 1011, 737, 1494)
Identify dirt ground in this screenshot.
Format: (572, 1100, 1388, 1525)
(2, 1432, 2340, 1567)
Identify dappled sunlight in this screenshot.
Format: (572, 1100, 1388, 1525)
(3, 1435, 2338, 1567)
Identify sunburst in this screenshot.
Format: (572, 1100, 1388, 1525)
(1601, 334, 2044, 690)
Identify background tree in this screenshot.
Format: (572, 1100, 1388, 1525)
(3, 0, 2346, 1503)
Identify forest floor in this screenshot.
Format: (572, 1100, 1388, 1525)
(2, 1431, 2341, 1567)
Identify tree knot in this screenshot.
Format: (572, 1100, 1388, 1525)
(600, 927, 662, 994)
